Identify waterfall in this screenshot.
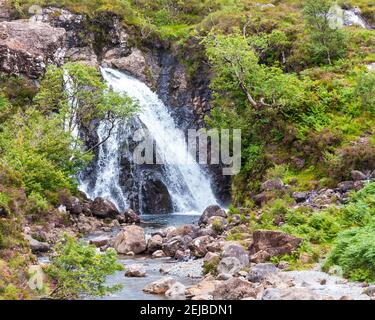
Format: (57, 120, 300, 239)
(343, 9, 369, 29)
(80, 67, 218, 214)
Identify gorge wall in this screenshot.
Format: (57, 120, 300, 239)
(0, 6, 231, 213)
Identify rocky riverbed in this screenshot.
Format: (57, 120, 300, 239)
(73, 204, 375, 301)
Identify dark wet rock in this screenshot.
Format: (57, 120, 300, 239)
(292, 192, 309, 203)
(247, 263, 279, 283)
(141, 178, 173, 214)
(124, 208, 140, 224)
(249, 230, 302, 263)
(113, 225, 146, 254)
(0, 20, 66, 78)
(91, 197, 119, 219)
(213, 278, 257, 300)
(60, 196, 83, 215)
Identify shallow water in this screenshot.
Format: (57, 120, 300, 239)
(96, 213, 202, 300)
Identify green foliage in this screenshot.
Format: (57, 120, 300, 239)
(303, 0, 348, 65)
(35, 63, 138, 138)
(0, 108, 86, 199)
(46, 235, 123, 299)
(324, 221, 375, 282)
(355, 71, 375, 115)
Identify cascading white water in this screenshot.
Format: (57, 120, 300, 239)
(344, 9, 369, 29)
(80, 67, 218, 214)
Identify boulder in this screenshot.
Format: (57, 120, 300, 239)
(199, 205, 227, 225)
(222, 243, 249, 266)
(175, 249, 191, 261)
(292, 192, 309, 203)
(0, 1, 11, 22)
(25, 235, 50, 253)
(249, 230, 302, 263)
(213, 278, 257, 300)
(162, 236, 189, 258)
(165, 282, 186, 298)
(125, 264, 146, 278)
(217, 257, 242, 275)
(143, 277, 177, 295)
(253, 192, 272, 206)
(62, 196, 83, 215)
(147, 234, 163, 253)
(185, 277, 220, 298)
(65, 46, 98, 67)
(188, 235, 214, 258)
(103, 48, 150, 83)
(0, 20, 66, 78)
(204, 252, 220, 265)
(91, 197, 119, 219)
(124, 208, 140, 224)
(262, 287, 321, 300)
(152, 250, 166, 259)
(337, 181, 354, 193)
(166, 224, 198, 240)
(206, 240, 225, 253)
(261, 179, 284, 191)
(113, 225, 147, 254)
(351, 170, 367, 181)
(89, 234, 112, 248)
(196, 227, 217, 238)
(247, 263, 279, 283)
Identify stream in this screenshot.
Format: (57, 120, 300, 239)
(87, 213, 203, 300)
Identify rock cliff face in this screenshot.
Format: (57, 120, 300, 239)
(0, 20, 66, 78)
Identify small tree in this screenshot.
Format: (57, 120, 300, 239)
(355, 71, 375, 115)
(46, 235, 123, 299)
(34, 62, 139, 153)
(303, 0, 347, 65)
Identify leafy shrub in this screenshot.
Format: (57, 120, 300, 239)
(324, 221, 375, 282)
(355, 71, 375, 115)
(26, 192, 49, 215)
(46, 235, 123, 299)
(325, 138, 375, 181)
